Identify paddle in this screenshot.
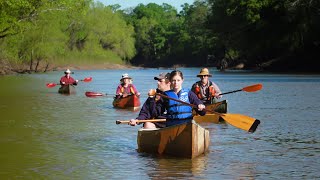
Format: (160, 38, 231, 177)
(85, 92, 143, 98)
(116, 119, 166, 124)
(46, 77, 92, 88)
(85, 91, 117, 97)
(154, 93, 260, 133)
(219, 84, 263, 95)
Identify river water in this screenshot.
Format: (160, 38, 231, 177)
(0, 68, 319, 179)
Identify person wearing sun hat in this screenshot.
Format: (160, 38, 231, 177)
(129, 72, 171, 129)
(115, 73, 140, 98)
(191, 68, 222, 104)
(60, 69, 78, 85)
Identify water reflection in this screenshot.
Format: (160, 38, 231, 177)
(141, 155, 208, 179)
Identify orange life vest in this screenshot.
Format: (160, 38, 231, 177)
(120, 84, 135, 94)
(194, 81, 216, 100)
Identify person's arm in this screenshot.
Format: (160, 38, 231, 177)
(131, 84, 140, 96)
(191, 83, 196, 92)
(116, 85, 122, 95)
(60, 76, 66, 85)
(189, 91, 206, 116)
(129, 98, 153, 126)
(211, 81, 222, 98)
(70, 77, 78, 85)
(136, 98, 153, 120)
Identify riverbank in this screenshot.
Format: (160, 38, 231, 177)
(0, 60, 137, 76)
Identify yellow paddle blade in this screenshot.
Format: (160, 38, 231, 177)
(242, 84, 263, 92)
(220, 113, 260, 133)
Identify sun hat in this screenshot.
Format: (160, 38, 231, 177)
(121, 73, 132, 80)
(154, 72, 170, 80)
(64, 69, 72, 74)
(197, 68, 212, 77)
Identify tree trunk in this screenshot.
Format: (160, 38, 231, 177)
(44, 62, 49, 72)
(35, 58, 40, 72)
(29, 49, 34, 71)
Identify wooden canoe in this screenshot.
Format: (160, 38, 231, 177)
(137, 120, 210, 158)
(112, 95, 141, 110)
(58, 85, 76, 94)
(193, 100, 228, 123)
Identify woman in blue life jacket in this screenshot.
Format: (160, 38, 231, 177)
(151, 70, 206, 127)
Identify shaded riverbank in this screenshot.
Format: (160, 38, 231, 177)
(0, 60, 136, 75)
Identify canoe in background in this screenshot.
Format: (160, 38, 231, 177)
(193, 100, 228, 123)
(137, 120, 210, 158)
(85, 91, 104, 97)
(58, 85, 76, 94)
(112, 95, 141, 110)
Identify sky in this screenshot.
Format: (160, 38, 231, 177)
(97, 0, 195, 11)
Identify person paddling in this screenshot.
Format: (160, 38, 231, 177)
(150, 70, 206, 127)
(60, 69, 78, 86)
(115, 73, 140, 98)
(191, 68, 222, 104)
(129, 72, 171, 129)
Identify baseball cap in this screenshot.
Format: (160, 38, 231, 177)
(154, 72, 170, 80)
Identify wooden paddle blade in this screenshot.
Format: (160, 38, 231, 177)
(82, 77, 92, 82)
(46, 83, 57, 88)
(220, 113, 260, 133)
(242, 84, 263, 92)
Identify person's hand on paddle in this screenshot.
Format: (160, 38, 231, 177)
(197, 104, 206, 111)
(129, 119, 138, 126)
(148, 89, 157, 98)
(214, 93, 222, 99)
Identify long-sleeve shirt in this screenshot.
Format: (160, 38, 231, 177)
(136, 89, 167, 120)
(60, 76, 77, 85)
(136, 89, 166, 128)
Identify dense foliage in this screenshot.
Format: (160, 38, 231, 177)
(0, 0, 319, 72)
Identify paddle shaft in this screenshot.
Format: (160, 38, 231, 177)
(155, 93, 198, 109)
(116, 119, 166, 124)
(219, 89, 242, 95)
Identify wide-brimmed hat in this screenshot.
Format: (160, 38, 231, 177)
(154, 72, 170, 80)
(197, 68, 212, 77)
(121, 73, 132, 80)
(64, 69, 72, 74)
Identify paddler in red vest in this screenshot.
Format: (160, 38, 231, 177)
(191, 68, 222, 104)
(115, 73, 140, 98)
(60, 69, 78, 85)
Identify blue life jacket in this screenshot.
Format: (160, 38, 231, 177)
(165, 88, 193, 121)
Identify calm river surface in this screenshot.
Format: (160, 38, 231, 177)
(0, 68, 319, 179)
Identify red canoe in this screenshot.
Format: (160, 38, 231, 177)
(112, 95, 141, 110)
(85, 91, 104, 97)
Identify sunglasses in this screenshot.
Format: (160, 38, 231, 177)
(200, 75, 209, 77)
